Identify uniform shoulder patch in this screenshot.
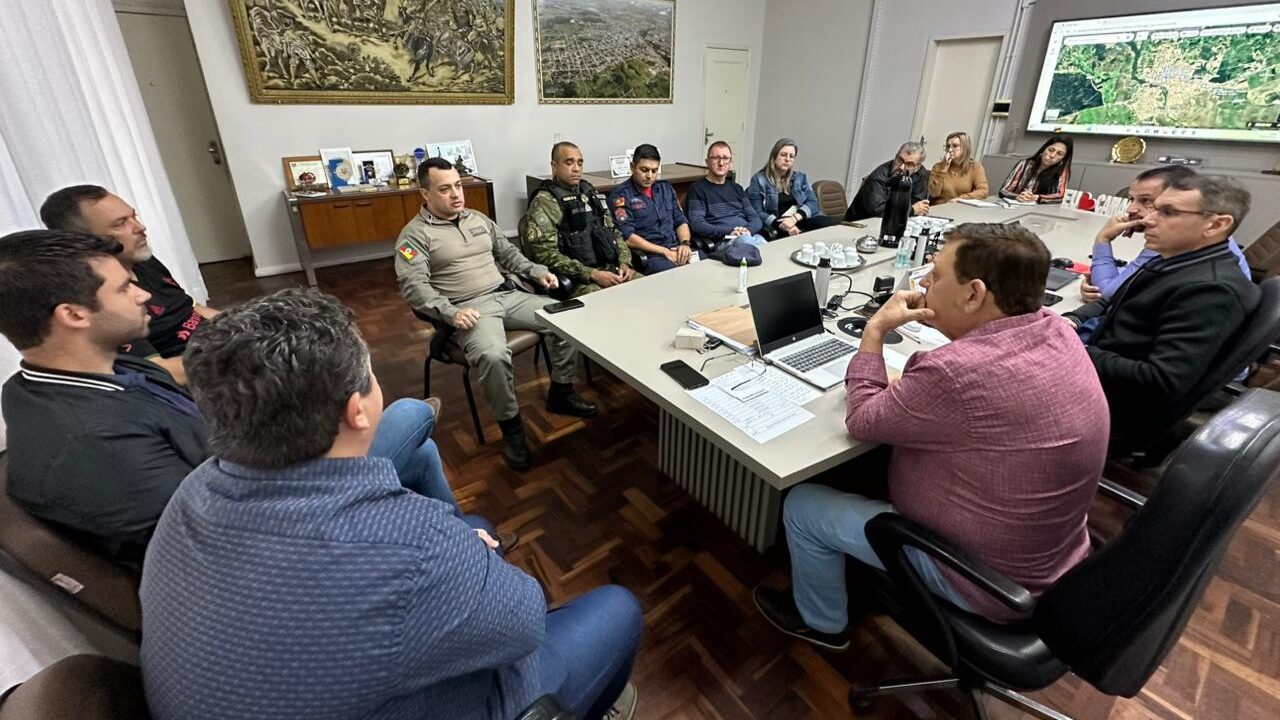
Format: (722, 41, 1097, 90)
(613, 196, 626, 207)
(397, 243, 418, 262)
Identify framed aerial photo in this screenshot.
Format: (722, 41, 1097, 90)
(533, 0, 675, 104)
(228, 0, 514, 105)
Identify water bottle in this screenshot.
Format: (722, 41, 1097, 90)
(894, 236, 913, 269)
(912, 232, 929, 266)
(737, 257, 748, 293)
(814, 257, 831, 307)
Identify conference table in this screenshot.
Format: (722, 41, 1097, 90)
(537, 201, 1143, 550)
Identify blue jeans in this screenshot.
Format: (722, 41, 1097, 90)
(369, 398, 460, 515)
(537, 585, 643, 720)
(784, 483, 972, 634)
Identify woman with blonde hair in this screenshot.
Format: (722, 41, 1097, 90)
(747, 138, 839, 238)
(928, 131, 989, 204)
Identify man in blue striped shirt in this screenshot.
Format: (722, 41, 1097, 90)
(141, 289, 642, 720)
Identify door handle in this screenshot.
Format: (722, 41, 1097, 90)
(704, 128, 714, 143)
(207, 140, 223, 166)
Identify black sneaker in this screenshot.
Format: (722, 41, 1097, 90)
(753, 585, 850, 652)
(546, 389, 598, 418)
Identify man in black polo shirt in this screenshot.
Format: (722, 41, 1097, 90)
(40, 185, 217, 384)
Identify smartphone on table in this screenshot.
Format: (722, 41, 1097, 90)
(544, 298, 585, 314)
(660, 359, 709, 389)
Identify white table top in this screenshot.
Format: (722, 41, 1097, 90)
(537, 201, 1143, 489)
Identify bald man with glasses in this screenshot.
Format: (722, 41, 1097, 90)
(684, 141, 767, 259)
(1064, 174, 1260, 454)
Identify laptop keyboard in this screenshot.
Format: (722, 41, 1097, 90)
(779, 337, 855, 372)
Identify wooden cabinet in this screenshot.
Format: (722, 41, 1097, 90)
(285, 177, 496, 285)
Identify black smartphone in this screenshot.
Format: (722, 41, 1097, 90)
(1043, 291, 1063, 307)
(660, 359, 709, 389)
(544, 298, 585, 314)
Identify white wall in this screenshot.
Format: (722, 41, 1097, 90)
(185, 0, 767, 276)
(848, 0, 1020, 188)
(752, 0, 873, 187)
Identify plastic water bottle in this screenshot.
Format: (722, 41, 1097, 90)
(738, 257, 748, 293)
(814, 257, 831, 308)
(894, 236, 913, 269)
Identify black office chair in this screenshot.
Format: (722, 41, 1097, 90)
(1100, 276, 1280, 507)
(849, 388, 1280, 719)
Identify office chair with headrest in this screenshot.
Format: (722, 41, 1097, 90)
(850, 388, 1280, 719)
(811, 179, 848, 219)
(0, 461, 141, 637)
(1100, 277, 1280, 506)
(1244, 219, 1280, 282)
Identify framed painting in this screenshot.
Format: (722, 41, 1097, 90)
(532, 0, 675, 104)
(229, 0, 514, 105)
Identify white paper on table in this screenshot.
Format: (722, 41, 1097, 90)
(687, 384, 814, 443)
(955, 198, 1000, 208)
(716, 364, 822, 406)
(883, 347, 911, 373)
(897, 323, 951, 348)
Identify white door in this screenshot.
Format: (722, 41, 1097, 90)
(911, 36, 1004, 162)
(702, 47, 750, 163)
(117, 11, 252, 263)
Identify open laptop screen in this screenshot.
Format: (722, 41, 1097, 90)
(748, 272, 824, 352)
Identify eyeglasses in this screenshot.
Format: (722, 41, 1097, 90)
(1152, 205, 1215, 220)
(707, 155, 733, 162)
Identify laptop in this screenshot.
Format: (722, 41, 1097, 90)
(747, 272, 859, 390)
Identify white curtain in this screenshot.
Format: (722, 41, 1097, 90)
(0, 0, 207, 450)
(0, 0, 201, 687)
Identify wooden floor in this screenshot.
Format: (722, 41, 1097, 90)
(202, 257, 1280, 720)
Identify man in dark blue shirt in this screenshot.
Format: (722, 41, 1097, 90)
(606, 143, 692, 273)
(141, 288, 643, 720)
(684, 141, 768, 259)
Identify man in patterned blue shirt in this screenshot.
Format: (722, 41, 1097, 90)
(140, 289, 642, 720)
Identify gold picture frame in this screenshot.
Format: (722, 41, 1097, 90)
(281, 154, 327, 191)
(533, 0, 675, 104)
(229, 0, 514, 105)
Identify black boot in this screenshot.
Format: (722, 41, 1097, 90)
(497, 415, 533, 471)
(546, 381, 598, 418)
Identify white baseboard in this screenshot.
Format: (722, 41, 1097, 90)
(252, 228, 520, 278)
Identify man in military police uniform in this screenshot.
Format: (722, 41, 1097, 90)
(395, 158, 596, 471)
(606, 144, 692, 274)
(524, 142, 636, 296)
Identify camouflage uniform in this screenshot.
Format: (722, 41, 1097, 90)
(525, 182, 634, 298)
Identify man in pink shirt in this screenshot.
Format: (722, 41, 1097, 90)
(756, 223, 1108, 650)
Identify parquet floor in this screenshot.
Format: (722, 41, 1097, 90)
(202, 257, 1280, 720)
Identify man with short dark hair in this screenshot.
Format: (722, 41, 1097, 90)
(396, 157, 596, 471)
(0, 229, 460, 564)
(756, 223, 1108, 648)
(40, 185, 216, 385)
(140, 289, 643, 720)
(844, 142, 931, 220)
(525, 141, 636, 295)
(1080, 165, 1250, 303)
(684, 141, 767, 258)
(1065, 174, 1261, 453)
(605, 143, 692, 273)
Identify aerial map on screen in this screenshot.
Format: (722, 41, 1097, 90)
(1028, 4, 1280, 142)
